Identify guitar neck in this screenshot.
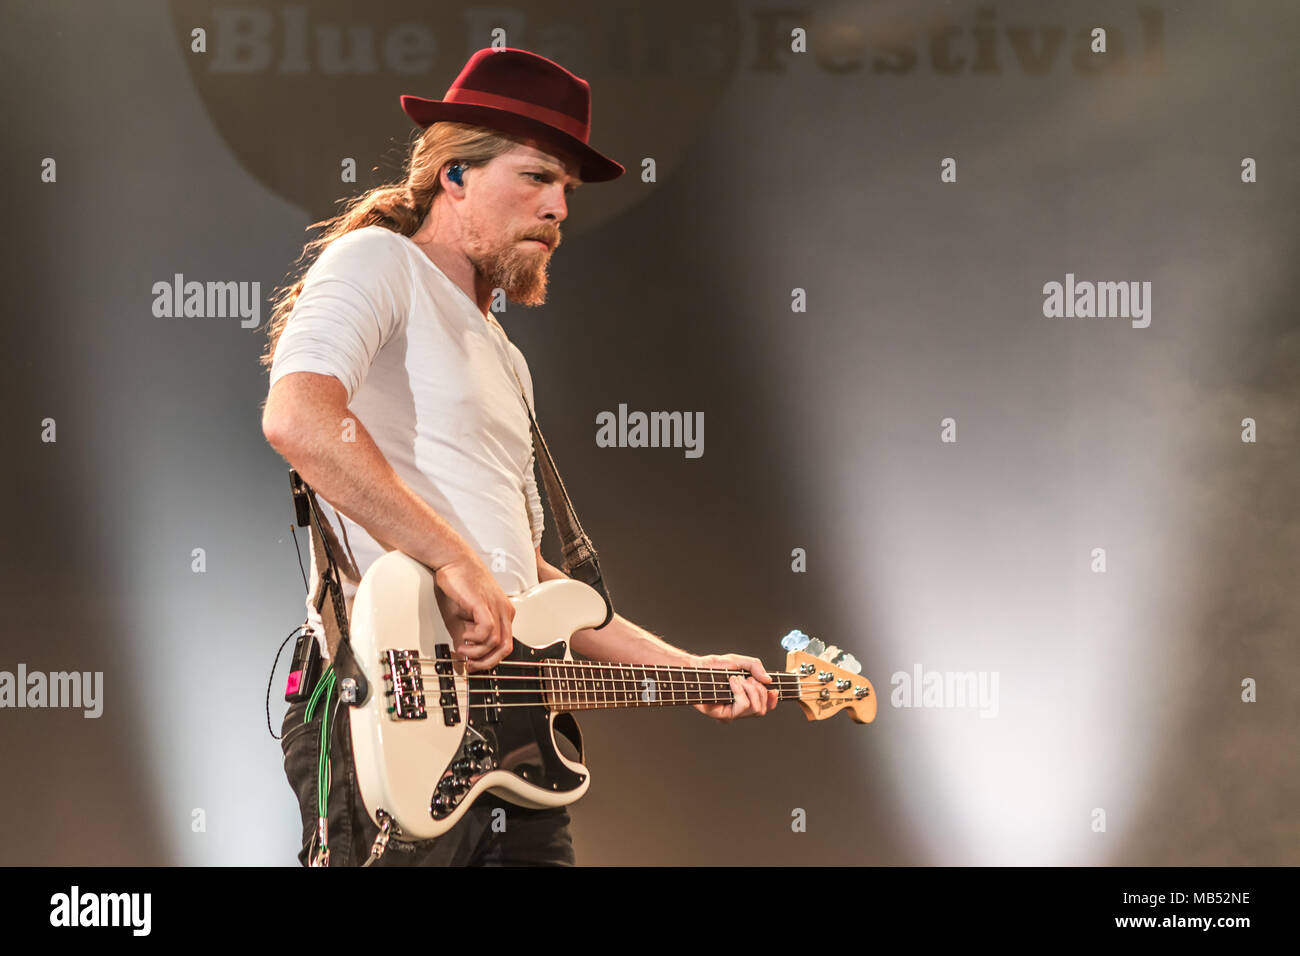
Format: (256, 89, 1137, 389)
(537, 660, 803, 711)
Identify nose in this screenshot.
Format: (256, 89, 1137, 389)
(541, 184, 568, 223)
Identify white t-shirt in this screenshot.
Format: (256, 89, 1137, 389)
(268, 225, 545, 657)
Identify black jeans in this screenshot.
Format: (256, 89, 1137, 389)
(280, 677, 575, 866)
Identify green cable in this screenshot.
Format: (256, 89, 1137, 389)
(305, 663, 333, 720)
(304, 665, 337, 849)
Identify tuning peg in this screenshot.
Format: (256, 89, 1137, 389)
(816, 643, 842, 662)
(806, 638, 826, 657)
(780, 629, 810, 651)
(831, 652, 861, 674)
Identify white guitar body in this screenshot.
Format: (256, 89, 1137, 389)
(347, 551, 608, 840)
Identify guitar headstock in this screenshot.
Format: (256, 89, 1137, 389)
(780, 630, 876, 724)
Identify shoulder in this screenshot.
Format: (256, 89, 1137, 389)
(505, 341, 536, 395)
(502, 337, 531, 373)
(303, 227, 417, 322)
(310, 226, 412, 281)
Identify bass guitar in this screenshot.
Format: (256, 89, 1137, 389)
(347, 550, 875, 841)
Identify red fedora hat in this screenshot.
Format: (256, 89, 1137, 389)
(400, 48, 625, 183)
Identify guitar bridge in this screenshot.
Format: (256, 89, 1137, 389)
(383, 649, 427, 720)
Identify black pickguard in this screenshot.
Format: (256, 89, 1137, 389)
(430, 640, 586, 821)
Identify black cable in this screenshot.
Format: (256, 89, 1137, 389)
(289, 522, 309, 593)
(266, 625, 307, 740)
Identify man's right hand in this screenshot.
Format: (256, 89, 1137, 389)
(432, 551, 515, 672)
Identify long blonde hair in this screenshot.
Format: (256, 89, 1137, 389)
(259, 121, 526, 370)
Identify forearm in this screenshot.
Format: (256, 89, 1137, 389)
(535, 556, 777, 720)
(268, 410, 472, 572)
(570, 613, 697, 667)
(536, 560, 695, 665)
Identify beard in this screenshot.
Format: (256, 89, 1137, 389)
(464, 215, 552, 307)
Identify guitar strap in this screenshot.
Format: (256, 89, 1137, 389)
(288, 469, 367, 696)
(485, 312, 614, 629)
(523, 402, 615, 628)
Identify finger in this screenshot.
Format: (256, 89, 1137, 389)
(454, 618, 491, 653)
(483, 600, 509, 655)
(446, 617, 466, 644)
(468, 600, 501, 655)
(457, 626, 497, 662)
(751, 660, 772, 683)
(709, 700, 732, 724)
(463, 632, 508, 672)
(741, 676, 765, 714)
(463, 598, 492, 637)
(464, 611, 511, 670)
(497, 600, 515, 649)
(479, 635, 513, 671)
(729, 675, 751, 717)
(463, 610, 492, 638)
(448, 614, 486, 649)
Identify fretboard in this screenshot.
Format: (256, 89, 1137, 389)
(538, 660, 804, 711)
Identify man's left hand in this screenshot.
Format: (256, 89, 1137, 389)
(689, 653, 778, 722)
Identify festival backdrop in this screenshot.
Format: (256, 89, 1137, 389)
(1, 0, 1296, 865)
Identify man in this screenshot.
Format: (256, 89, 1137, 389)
(261, 48, 776, 867)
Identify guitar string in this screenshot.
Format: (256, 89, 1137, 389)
(395, 673, 839, 685)
(405, 664, 855, 686)
(409, 695, 862, 711)
(408, 670, 814, 681)
(412, 658, 845, 674)
(382, 684, 861, 702)
(407, 661, 858, 683)
(400, 698, 862, 712)
(414, 696, 860, 706)
(386, 679, 838, 692)
(387, 686, 821, 695)
(389, 671, 814, 682)
(385, 671, 845, 688)
(389, 690, 824, 699)
(390, 693, 857, 704)
(382, 661, 864, 705)
(387, 674, 844, 688)
(390, 686, 821, 697)
(382, 672, 857, 703)
(387, 675, 849, 691)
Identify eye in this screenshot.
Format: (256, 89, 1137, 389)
(529, 171, 576, 194)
